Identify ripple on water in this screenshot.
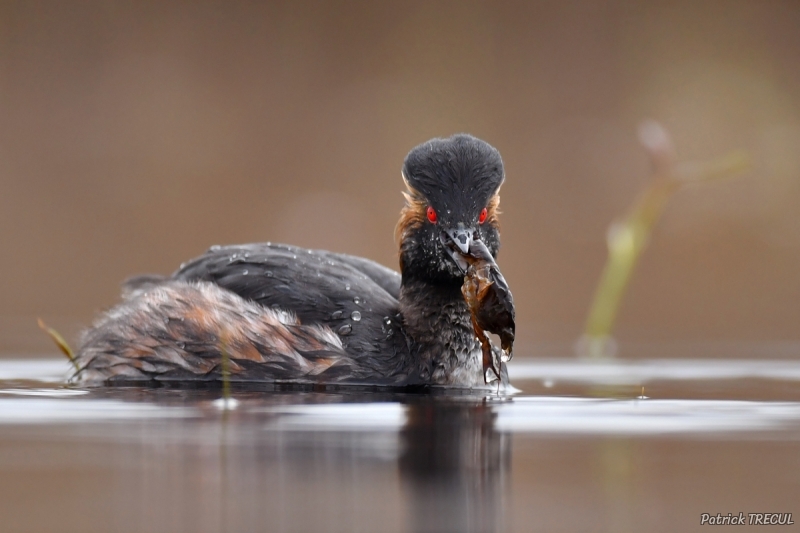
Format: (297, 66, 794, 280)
(0, 358, 799, 437)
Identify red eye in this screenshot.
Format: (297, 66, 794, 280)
(426, 206, 437, 223)
(478, 208, 488, 224)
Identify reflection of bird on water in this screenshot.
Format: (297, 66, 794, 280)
(400, 400, 510, 533)
(74, 134, 512, 388)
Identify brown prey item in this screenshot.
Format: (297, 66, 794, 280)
(460, 239, 515, 383)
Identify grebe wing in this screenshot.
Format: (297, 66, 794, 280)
(75, 281, 366, 385)
(319, 251, 400, 299)
(76, 245, 408, 385)
(171, 243, 401, 335)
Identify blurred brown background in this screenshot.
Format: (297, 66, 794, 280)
(1, 0, 799, 356)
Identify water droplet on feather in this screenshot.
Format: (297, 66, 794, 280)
(351, 311, 361, 321)
(338, 323, 352, 335)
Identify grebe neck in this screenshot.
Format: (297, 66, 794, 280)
(398, 278, 483, 385)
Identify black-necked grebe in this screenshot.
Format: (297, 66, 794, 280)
(73, 134, 515, 389)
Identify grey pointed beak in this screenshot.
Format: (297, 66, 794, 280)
(445, 227, 474, 255)
(440, 226, 476, 273)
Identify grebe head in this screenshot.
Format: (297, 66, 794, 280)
(396, 134, 504, 284)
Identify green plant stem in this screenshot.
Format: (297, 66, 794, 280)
(220, 339, 231, 401)
(37, 318, 80, 373)
(582, 151, 749, 356)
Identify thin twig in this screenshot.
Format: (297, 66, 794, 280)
(580, 121, 750, 358)
(220, 337, 232, 402)
(37, 318, 80, 373)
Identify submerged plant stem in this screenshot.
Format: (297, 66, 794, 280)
(220, 339, 232, 402)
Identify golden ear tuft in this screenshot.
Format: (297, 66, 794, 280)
(395, 175, 427, 244)
(485, 193, 501, 226)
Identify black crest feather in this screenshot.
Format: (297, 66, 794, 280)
(402, 134, 504, 223)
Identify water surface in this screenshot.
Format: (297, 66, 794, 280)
(0, 357, 798, 533)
